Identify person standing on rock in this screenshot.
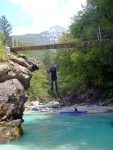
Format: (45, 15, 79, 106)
(47, 63, 59, 94)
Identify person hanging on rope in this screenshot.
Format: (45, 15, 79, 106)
(47, 63, 59, 94)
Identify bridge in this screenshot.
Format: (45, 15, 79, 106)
(10, 39, 113, 52)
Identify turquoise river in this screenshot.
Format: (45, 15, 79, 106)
(0, 111, 113, 150)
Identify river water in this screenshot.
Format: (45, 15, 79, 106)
(0, 111, 113, 150)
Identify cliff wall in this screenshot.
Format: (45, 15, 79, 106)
(0, 50, 40, 142)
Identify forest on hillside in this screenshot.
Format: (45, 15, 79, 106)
(1, 0, 113, 104)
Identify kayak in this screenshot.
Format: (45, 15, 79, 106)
(32, 107, 40, 111)
(60, 110, 87, 114)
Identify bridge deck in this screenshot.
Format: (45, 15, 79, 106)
(10, 39, 113, 52)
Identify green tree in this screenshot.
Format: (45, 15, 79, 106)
(56, 33, 78, 96)
(0, 15, 12, 46)
(27, 65, 49, 100)
(0, 33, 4, 46)
(0, 33, 8, 62)
(56, 0, 113, 100)
(69, 0, 113, 99)
(70, 0, 113, 40)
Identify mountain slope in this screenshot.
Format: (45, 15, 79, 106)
(13, 34, 51, 46)
(13, 25, 67, 46)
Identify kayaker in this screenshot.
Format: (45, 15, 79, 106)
(70, 106, 78, 112)
(74, 106, 78, 112)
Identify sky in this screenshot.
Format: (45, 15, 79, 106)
(0, 0, 86, 35)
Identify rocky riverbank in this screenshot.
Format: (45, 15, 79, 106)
(24, 100, 113, 114)
(60, 104, 113, 113)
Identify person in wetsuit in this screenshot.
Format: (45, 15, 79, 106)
(47, 63, 59, 94)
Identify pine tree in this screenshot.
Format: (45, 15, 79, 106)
(0, 15, 12, 46)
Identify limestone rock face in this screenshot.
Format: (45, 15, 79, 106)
(0, 62, 31, 88)
(0, 51, 40, 142)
